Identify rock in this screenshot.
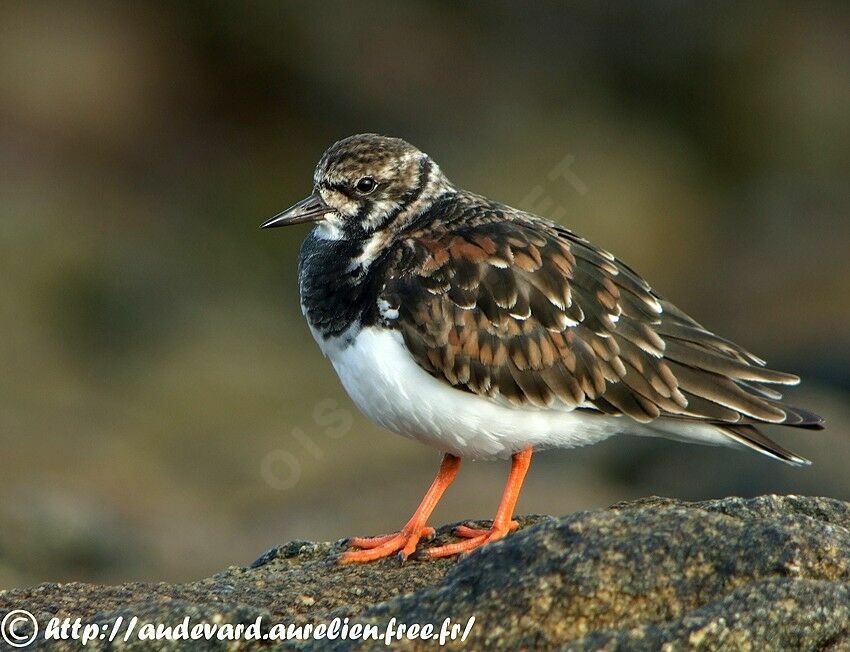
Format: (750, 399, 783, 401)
(1, 496, 848, 650)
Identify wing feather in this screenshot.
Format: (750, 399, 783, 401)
(379, 198, 823, 434)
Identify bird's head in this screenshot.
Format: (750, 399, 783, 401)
(262, 134, 451, 239)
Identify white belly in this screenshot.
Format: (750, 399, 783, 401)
(312, 326, 635, 460)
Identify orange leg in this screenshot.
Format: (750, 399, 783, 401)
(420, 447, 532, 559)
(340, 453, 461, 563)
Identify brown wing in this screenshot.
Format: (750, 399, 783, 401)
(379, 203, 822, 431)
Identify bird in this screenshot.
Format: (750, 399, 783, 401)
(261, 133, 824, 563)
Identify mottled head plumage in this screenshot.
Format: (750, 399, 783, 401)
(315, 134, 421, 188)
(301, 134, 448, 238)
(263, 133, 453, 237)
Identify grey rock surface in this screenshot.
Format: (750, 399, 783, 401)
(2, 495, 848, 650)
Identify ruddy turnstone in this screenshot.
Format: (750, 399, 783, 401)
(262, 134, 824, 563)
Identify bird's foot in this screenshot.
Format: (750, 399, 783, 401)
(340, 525, 434, 563)
(454, 520, 519, 539)
(414, 520, 519, 559)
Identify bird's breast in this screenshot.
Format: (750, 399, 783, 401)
(297, 230, 385, 341)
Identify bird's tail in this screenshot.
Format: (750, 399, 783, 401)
(719, 424, 811, 467)
(633, 407, 823, 467)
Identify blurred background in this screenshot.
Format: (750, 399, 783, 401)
(1, 1, 848, 589)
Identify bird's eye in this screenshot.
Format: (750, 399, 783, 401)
(355, 177, 377, 194)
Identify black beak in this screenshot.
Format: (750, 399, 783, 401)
(261, 192, 334, 228)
